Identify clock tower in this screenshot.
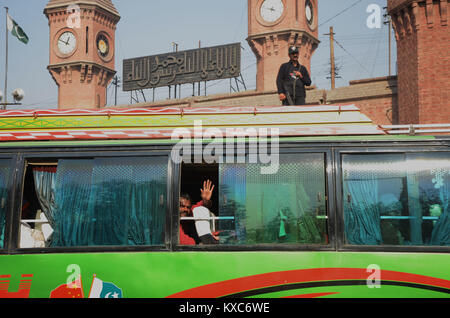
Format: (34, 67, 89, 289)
(247, 0, 319, 92)
(44, 0, 120, 109)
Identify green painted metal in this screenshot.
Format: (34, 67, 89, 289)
(0, 251, 448, 298)
(0, 134, 436, 149)
(0, 107, 373, 130)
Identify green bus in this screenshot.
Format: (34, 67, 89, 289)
(0, 105, 449, 299)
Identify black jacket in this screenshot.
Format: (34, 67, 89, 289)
(276, 61, 312, 98)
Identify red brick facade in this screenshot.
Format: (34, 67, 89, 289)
(124, 76, 398, 125)
(46, 0, 447, 127)
(326, 77, 399, 125)
(247, 0, 319, 92)
(44, 0, 120, 110)
(388, 0, 450, 124)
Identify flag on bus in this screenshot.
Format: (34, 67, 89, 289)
(6, 13, 29, 44)
(88, 275, 123, 298)
(50, 276, 84, 298)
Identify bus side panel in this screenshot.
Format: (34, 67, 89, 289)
(0, 251, 449, 298)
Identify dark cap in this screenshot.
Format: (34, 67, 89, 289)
(288, 46, 299, 55)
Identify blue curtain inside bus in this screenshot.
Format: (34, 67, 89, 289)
(342, 153, 450, 246)
(219, 153, 328, 245)
(343, 165, 383, 245)
(430, 175, 450, 245)
(0, 160, 12, 249)
(33, 167, 57, 234)
(419, 153, 450, 245)
(33, 157, 167, 247)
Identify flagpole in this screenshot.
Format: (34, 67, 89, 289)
(3, 7, 8, 110)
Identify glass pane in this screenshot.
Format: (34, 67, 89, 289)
(20, 156, 167, 248)
(342, 152, 450, 246)
(219, 153, 328, 245)
(0, 159, 12, 249)
(406, 153, 450, 246)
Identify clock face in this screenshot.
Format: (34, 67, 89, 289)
(57, 31, 77, 55)
(260, 0, 284, 23)
(96, 34, 110, 58)
(305, 0, 314, 26)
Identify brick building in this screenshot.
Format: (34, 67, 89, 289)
(388, 0, 450, 124)
(118, 0, 447, 127)
(45, 0, 448, 127)
(44, 0, 120, 109)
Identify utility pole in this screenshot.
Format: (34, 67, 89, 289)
(324, 26, 336, 89)
(4, 7, 9, 109)
(383, 7, 392, 76)
(171, 42, 179, 99)
(112, 76, 120, 106)
(388, 19, 392, 76)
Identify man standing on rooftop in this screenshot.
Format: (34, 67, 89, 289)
(276, 46, 312, 106)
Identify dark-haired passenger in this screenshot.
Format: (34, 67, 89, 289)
(179, 180, 217, 245)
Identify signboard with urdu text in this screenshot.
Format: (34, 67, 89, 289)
(123, 43, 241, 91)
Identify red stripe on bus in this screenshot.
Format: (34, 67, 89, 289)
(283, 292, 340, 298)
(166, 268, 450, 298)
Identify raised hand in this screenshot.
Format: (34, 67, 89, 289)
(200, 179, 215, 202)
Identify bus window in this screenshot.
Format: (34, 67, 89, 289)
(218, 153, 328, 245)
(0, 159, 13, 249)
(179, 163, 219, 245)
(20, 165, 56, 248)
(19, 156, 167, 248)
(181, 163, 219, 215)
(342, 152, 450, 246)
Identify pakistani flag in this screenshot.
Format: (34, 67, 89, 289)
(6, 13, 29, 44)
(88, 275, 123, 298)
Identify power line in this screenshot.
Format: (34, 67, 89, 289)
(370, 27, 383, 77)
(333, 37, 371, 76)
(233, 1, 246, 41)
(319, 0, 364, 27)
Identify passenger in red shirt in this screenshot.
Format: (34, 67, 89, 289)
(179, 180, 215, 245)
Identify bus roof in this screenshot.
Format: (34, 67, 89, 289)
(0, 104, 448, 143)
(0, 104, 384, 141)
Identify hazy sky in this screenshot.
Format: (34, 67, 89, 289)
(0, 0, 394, 109)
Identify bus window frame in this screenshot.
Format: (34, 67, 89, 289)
(172, 145, 337, 252)
(4, 146, 174, 255)
(0, 154, 19, 254)
(2, 140, 448, 254)
(335, 145, 450, 253)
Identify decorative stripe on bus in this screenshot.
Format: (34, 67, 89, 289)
(0, 105, 360, 118)
(0, 274, 34, 298)
(166, 268, 450, 298)
(0, 125, 383, 142)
